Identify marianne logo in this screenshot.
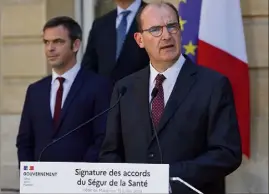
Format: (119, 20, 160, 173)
(22, 165, 58, 177)
(24, 166, 34, 171)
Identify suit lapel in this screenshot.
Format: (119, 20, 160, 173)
(123, 17, 137, 45)
(105, 10, 117, 73)
(54, 68, 85, 132)
(114, 19, 136, 67)
(43, 76, 54, 130)
(150, 58, 197, 142)
(133, 67, 152, 144)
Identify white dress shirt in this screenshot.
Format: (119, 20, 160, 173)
(149, 54, 186, 106)
(50, 63, 81, 117)
(116, 0, 142, 33)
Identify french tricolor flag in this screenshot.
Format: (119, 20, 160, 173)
(179, 0, 250, 157)
(24, 165, 34, 170)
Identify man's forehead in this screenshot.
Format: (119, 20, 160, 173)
(43, 35, 65, 40)
(142, 5, 177, 21)
(43, 26, 68, 37)
(143, 3, 175, 14)
(142, 6, 177, 27)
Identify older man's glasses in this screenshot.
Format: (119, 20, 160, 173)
(141, 22, 180, 37)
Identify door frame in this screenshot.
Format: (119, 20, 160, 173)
(74, 0, 96, 62)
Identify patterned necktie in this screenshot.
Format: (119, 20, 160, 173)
(116, 10, 131, 60)
(151, 74, 166, 128)
(53, 77, 65, 126)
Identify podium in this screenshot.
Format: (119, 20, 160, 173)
(20, 162, 170, 193)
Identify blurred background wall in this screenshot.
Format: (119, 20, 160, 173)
(0, 0, 267, 193)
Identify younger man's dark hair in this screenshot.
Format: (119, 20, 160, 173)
(43, 16, 82, 43)
(136, 2, 180, 32)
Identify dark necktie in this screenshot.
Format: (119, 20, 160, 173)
(116, 10, 131, 60)
(151, 74, 166, 128)
(53, 77, 65, 126)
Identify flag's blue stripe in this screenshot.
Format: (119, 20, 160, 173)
(178, 1, 202, 62)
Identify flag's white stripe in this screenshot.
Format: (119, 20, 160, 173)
(198, 0, 248, 64)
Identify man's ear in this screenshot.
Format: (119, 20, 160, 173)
(134, 32, 144, 48)
(72, 39, 81, 52)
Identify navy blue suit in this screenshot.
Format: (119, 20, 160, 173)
(16, 67, 113, 163)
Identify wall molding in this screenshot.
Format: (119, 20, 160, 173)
(243, 14, 269, 18)
(2, 35, 42, 45)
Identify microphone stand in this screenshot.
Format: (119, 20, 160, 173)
(38, 87, 127, 161)
(170, 177, 204, 194)
(150, 88, 203, 194)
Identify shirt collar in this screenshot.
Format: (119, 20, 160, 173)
(117, 0, 141, 16)
(150, 54, 186, 85)
(51, 63, 81, 84)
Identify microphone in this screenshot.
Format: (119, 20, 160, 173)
(38, 87, 127, 161)
(151, 87, 158, 101)
(149, 87, 163, 164)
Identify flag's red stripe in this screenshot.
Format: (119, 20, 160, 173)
(197, 39, 250, 158)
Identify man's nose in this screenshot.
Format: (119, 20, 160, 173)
(46, 42, 55, 51)
(161, 26, 172, 40)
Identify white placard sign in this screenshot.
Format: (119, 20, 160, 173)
(20, 162, 169, 193)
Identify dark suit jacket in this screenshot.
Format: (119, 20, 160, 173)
(16, 67, 113, 163)
(99, 56, 242, 194)
(81, 1, 149, 83)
